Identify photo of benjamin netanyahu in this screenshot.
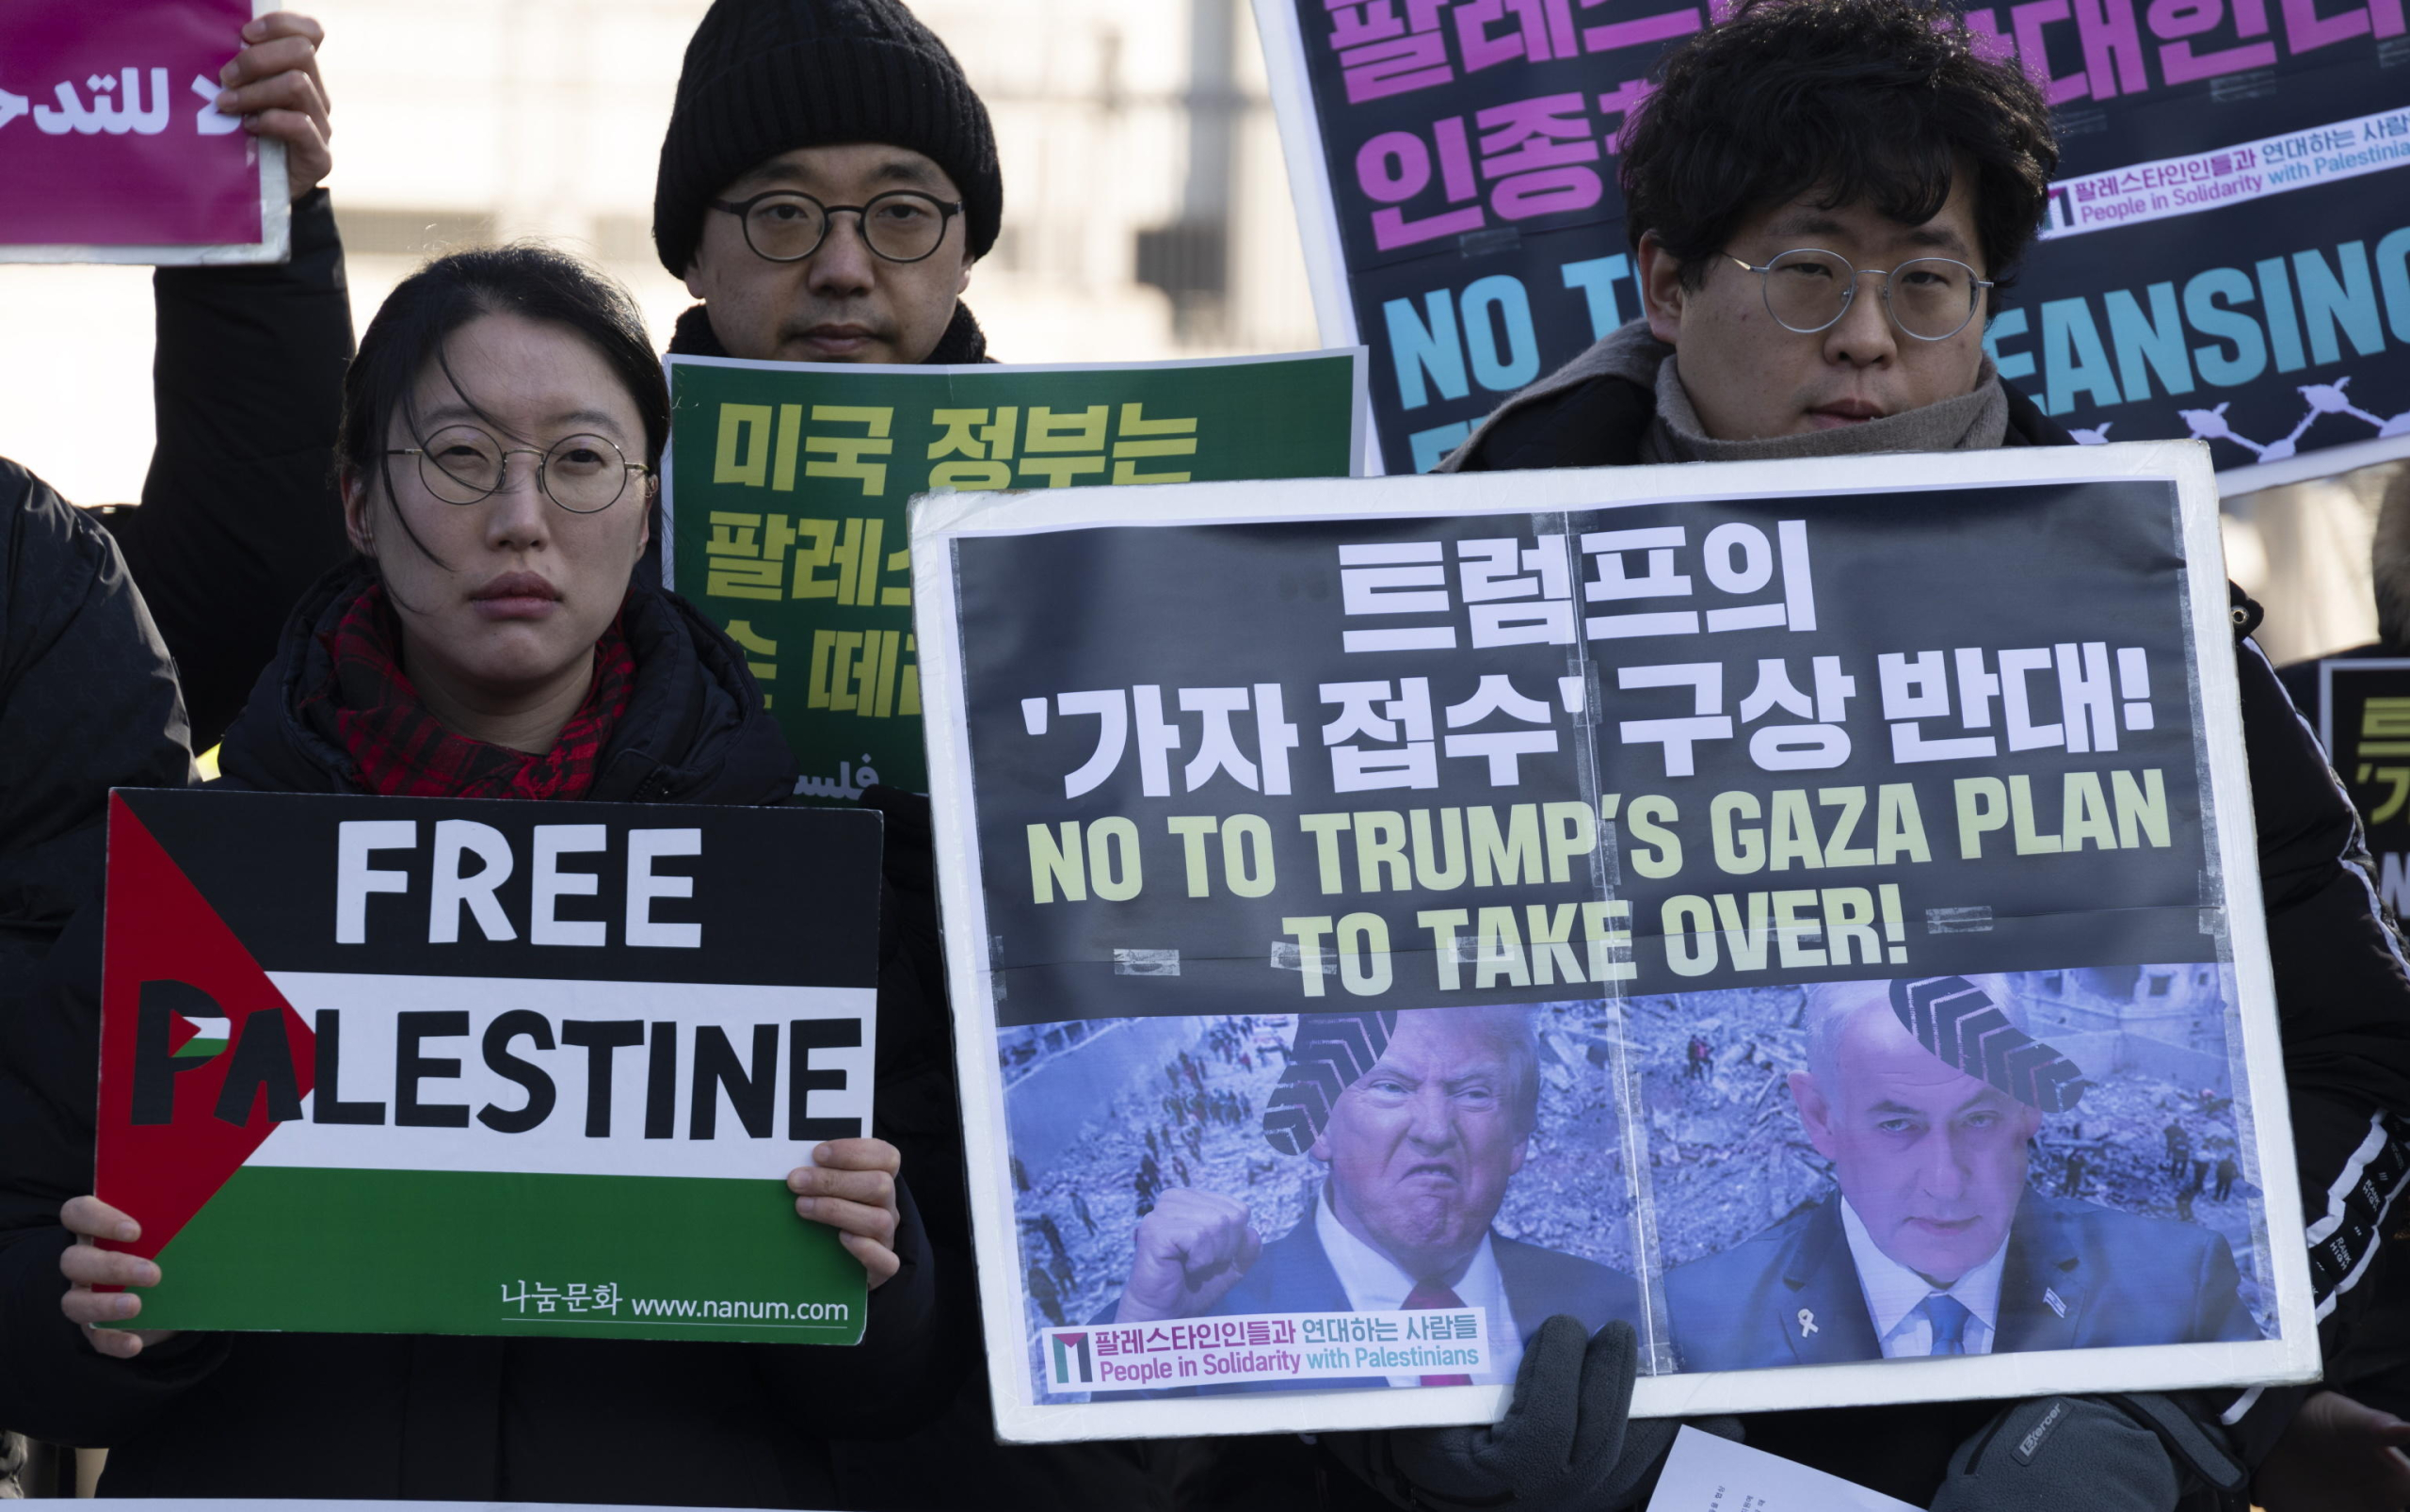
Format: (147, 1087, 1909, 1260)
(1666, 975, 2261, 1371)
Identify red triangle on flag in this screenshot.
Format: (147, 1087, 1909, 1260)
(95, 793, 317, 1264)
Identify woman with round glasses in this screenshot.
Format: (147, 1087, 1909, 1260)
(8, 246, 951, 1504)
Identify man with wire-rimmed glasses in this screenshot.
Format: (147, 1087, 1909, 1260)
(1434, 3, 2410, 1511)
(633, 7, 1193, 1512)
(651, 0, 1001, 369)
(1445, 0, 2054, 468)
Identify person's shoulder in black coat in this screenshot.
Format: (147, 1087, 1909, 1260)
(0, 458, 193, 986)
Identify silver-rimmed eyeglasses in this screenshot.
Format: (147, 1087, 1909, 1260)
(1724, 249, 1996, 342)
(386, 426, 649, 515)
(709, 188, 964, 265)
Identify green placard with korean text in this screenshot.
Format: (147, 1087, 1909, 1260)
(664, 350, 1365, 799)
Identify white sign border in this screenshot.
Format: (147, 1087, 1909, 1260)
(912, 439, 2317, 1442)
(0, 0, 293, 266)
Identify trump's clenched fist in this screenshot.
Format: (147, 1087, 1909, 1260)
(1113, 1189, 1261, 1324)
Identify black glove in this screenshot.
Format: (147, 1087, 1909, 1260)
(1930, 1393, 2248, 1512)
(1326, 1315, 1736, 1512)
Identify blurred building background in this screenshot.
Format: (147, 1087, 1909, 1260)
(0, 0, 1319, 493)
(0, 0, 2397, 666)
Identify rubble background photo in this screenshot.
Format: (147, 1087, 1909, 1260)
(998, 1002, 1641, 1398)
(1636, 964, 2276, 1334)
(990, 962, 2273, 1401)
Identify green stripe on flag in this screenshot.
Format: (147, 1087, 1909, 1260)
(123, 1166, 868, 1343)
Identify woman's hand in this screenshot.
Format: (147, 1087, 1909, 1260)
(56, 1197, 179, 1360)
(214, 12, 333, 200)
(788, 1138, 904, 1289)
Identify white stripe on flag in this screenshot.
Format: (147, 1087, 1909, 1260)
(251, 972, 875, 1181)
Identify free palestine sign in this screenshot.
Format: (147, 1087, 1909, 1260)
(93, 789, 880, 1343)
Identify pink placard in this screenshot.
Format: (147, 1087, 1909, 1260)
(0, 0, 273, 252)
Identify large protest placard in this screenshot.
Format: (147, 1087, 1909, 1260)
(911, 442, 2317, 1440)
(0, 0, 290, 265)
(1253, 0, 2410, 492)
(662, 350, 1365, 801)
(94, 790, 879, 1343)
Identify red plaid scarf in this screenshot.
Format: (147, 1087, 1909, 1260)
(313, 584, 636, 800)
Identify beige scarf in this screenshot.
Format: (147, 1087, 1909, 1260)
(1643, 353, 2010, 464)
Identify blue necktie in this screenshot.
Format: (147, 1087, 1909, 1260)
(1920, 1293, 1973, 1356)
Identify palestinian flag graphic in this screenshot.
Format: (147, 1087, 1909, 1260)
(95, 790, 882, 1344)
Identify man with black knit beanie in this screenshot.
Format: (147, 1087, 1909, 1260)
(654, 0, 1001, 365)
(651, 10, 1181, 1507)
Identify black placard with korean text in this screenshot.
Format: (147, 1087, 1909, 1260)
(958, 476, 2204, 1024)
(1258, 0, 2410, 486)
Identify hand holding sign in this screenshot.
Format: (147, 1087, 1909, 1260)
(212, 12, 330, 200)
(1113, 1188, 1262, 1325)
(789, 1137, 905, 1290)
(56, 1195, 178, 1360)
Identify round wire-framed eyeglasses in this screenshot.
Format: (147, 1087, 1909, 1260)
(385, 426, 650, 514)
(709, 188, 965, 265)
(1724, 249, 1996, 342)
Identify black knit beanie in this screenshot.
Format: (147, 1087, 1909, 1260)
(653, 0, 1001, 278)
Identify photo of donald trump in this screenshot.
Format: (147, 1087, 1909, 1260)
(1103, 1005, 1642, 1391)
(1667, 975, 2260, 1370)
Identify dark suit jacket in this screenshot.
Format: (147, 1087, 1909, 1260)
(1101, 1214, 1643, 1394)
(1665, 1189, 2262, 1373)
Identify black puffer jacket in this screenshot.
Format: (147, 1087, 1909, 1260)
(215, 562, 795, 803)
(0, 461, 193, 993)
(1447, 339, 2410, 1504)
(3, 190, 348, 979)
(96, 188, 355, 752)
(0, 562, 957, 1506)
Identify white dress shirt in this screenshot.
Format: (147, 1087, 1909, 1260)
(1315, 1193, 1523, 1386)
(1839, 1198, 2007, 1358)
